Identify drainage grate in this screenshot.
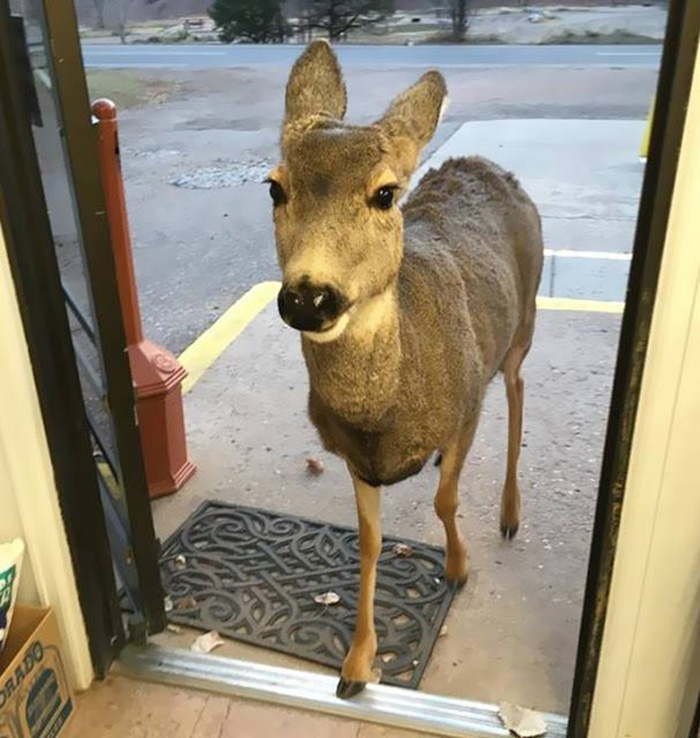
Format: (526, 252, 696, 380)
(160, 501, 457, 689)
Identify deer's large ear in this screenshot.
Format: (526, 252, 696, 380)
(377, 71, 447, 178)
(283, 41, 347, 149)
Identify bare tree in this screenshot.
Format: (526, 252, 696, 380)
(116, 0, 135, 44)
(300, 0, 394, 41)
(447, 0, 473, 41)
(91, 0, 106, 29)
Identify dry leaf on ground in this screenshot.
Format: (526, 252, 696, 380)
(393, 543, 414, 557)
(313, 591, 340, 606)
(191, 630, 225, 654)
(176, 595, 197, 611)
(306, 457, 325, 476)
(498, 702, 547, 737)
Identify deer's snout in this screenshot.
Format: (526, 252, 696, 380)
(278, 280, 347, 333)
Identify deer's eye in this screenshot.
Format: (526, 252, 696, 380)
(373, 186, 396, 210)
(268, 179, 287, 206)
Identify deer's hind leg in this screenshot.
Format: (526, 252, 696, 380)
(434, 416, 480, 586)
(500, 322, 534, 539)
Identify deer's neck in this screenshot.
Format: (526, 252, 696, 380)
(301, 284, 401, 428)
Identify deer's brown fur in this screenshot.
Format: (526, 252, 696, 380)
(271, 40, 544, 697)
(304, 156, 542, 487)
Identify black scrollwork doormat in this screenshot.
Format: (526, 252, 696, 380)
(159, 501, 457, 689)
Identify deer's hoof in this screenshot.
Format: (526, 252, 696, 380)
(444, 548, 469, 587)
(500, 521, 519, 540)
(336, 677, 366, 700)
(445, 567, 469, 590)
(448, 578, 466, 592)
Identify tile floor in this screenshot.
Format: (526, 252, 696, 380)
(64, 676, 431, 738)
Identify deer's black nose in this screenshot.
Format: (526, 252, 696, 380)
(278, 281, 345, 332)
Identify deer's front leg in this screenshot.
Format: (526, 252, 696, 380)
(337, 471, 382, 700)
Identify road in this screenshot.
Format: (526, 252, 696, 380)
(81, 43, 661, 70)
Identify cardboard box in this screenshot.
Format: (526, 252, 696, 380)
(0, 606, 74, 738)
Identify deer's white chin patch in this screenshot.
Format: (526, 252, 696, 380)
(302, 311, 351, 344)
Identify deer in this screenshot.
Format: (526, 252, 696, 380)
(269, 41, 544, 699)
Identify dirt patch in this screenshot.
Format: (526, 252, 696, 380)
(86, 70, 182, 109)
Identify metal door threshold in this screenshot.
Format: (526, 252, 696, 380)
(117, 645, 568, 737)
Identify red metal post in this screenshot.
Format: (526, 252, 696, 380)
(92, 98, 196, 499)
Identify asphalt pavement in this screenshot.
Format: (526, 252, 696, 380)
(81, 43, 662, 70)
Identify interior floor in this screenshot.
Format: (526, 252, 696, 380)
(64, 675, 421, 738)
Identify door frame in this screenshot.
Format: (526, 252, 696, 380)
(587, 37, 700, 738)
(39, 0, 166, 636)
(568, 0, 700, 734)
(0, 2, 123, 677)
(0, 0, 165, 675)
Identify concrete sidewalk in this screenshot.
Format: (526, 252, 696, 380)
(153, 304, 620, 714)
(415, 119, 645, 302)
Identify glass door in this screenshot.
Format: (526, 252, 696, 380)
(0, 0, 165, 663)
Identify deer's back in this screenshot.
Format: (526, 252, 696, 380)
(401, 156, 543, 379)
(380, 157, 543, 465)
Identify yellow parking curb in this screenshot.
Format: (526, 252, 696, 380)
(179, 281, 281, 394)
(639, 94, 655, 160)
(177, 283, 624, 396)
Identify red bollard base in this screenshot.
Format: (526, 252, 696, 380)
(128, 340, 196, 500)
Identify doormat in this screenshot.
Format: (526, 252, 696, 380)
(159, 501, 457, 689)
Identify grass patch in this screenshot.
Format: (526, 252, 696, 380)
(86, 69, 179, 109)
(420, 31, 502, 44)
(544, 29, 661, 45)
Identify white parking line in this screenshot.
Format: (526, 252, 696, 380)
(596, 51, 660, 57)
(544, 249, 632, 260)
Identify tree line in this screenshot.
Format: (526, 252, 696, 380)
(209, 0, 474, 44)
(87, 0, 473, 45)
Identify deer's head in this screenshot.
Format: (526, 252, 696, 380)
(271, 41, 447, 342)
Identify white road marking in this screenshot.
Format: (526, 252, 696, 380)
(83, 61, 659, 70)
(544, 249, 632, 260)
(596, 51, 660, 57)
(84, 50, 226, 56)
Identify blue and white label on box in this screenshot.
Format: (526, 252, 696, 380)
(0, 640, 73, 738)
